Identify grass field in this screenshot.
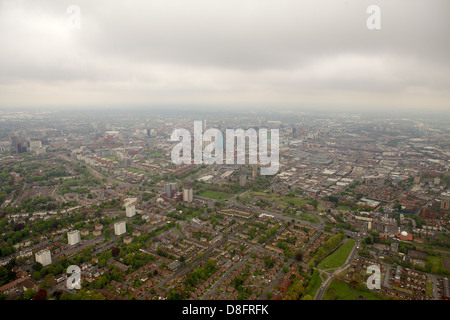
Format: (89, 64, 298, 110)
(426, 281, 432, 296)
(251, 191, 273, 198)
(323, 280, 386, 300)
(199, 191, 233, 199)
(318, 239, 356, 270)
(284, 212, 320, 224)
(283, 197, 311, 207)
(393, 285, 413, 296)
(428, 256, 444, 274)
(297, 212, 320, 223)
(127, 167, 146, 174)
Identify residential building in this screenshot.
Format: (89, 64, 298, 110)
(35, 249, 52, 267)
(125, 198, 137, 217)
(68, 230, 81, 246)
(114, 221, 126, 236)
(183, 188, 193, 202)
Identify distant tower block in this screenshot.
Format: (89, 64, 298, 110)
(114, 221, 126, 236)
(183, 188, 193, 203)
(126, 204, 135, 217)
(67, 230, 81, 246)
(239, 175, 247, 187)
(164, 183, 178, 199)
(35, 249, 52, 267)
(124, 198, 137, 218)
(252, 166, 257, 178)
(29, 140, 42, 152)
(257, 116, 264, 127)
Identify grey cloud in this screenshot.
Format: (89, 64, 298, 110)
(0, 0, 449, 109)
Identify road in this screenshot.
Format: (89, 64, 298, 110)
(200, 251, 253, 300)
(231, 201, 324, 230)
(164, 201, 320, 300)
(155, 235, 230, 291)
(314, 237, 360, 300)
(48, 281, 77, 296)
(383, 265, 391, 289)
(54, 236, 105, 260)
(57, 153, 162, 194)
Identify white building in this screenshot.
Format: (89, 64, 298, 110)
(124, 198, 137, 218)
(183, 188, 193, 203)
(126, 204, 136, 217)
(29, 140, 42, 151)
(67, 230, 81, 246)
(114, 221, 126, 236)
(29, 140, 46, 155)
(35, 249, 52, 267)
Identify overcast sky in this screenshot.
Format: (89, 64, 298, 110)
(0, 0, 449, 111)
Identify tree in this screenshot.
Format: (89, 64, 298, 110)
(31, 271, 41, 281)
(283, 280, 304, 300)
(23, 288, 37, 300)
(0, 263, 17, 286)
(32, 289, 47, 300)
(349, 280, 359, 289)
(112, 247, 120, 257)
(310, 199, 319, 210)
(33, 262, 44, 271)
(98, 259, 106, 268)
(43, 274, 56, 289)
(13, 223, 25, 231)
(264, 257, 275, 269)
(364, 236, 374, 245)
